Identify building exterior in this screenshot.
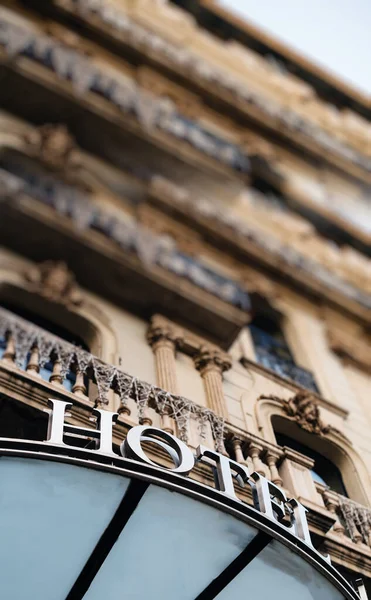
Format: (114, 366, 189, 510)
(0, 0, 371, 597)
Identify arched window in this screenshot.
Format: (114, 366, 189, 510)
(275, 431, 348, 496)
(249, 307, 318, 392)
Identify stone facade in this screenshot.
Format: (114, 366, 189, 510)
(0, 0, 371, 591)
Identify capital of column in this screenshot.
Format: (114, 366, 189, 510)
(193, 344, 232, 376)
(147, 315, 182, 351)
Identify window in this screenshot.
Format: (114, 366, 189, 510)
(249, 312, 318, 392)
(275, 432, 347, 496)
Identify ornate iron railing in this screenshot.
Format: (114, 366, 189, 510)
(0, 306, 225, 450)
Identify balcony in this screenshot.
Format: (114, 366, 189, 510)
(0, 306, 224, 451)
(248, 325, 319, 393)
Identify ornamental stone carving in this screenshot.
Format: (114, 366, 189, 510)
(24, 124, 78, 172)
(260, 391, 336, 436)
(25, 260, 83, 307)
(147, 315, 183, 351)
(193, 345, 232, 376)
(284, 391, 331, 435)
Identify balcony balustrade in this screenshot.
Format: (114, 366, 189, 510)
(225, 427, 371, 553)
(0, 306, 224, 451)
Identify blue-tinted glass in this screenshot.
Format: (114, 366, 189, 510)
(0, 457, 129, 599)
(85, 484, 257, 600)
(217, 539, 345, 600)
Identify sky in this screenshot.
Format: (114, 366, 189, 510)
(218, 0, 371, 95)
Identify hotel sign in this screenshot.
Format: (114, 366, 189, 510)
(46, 399, 329, 564)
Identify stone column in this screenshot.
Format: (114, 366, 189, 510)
(147, 315, 180, 394)
(194, 345, 232, 420)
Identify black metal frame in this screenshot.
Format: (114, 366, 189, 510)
(0, 438, 360, 600)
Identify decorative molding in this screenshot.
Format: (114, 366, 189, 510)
(0, 9, 250, 174)
(24, 260, 83, 307)
(53, 0, 371, 175)
(137, 66, 202, 120)
(0, 168, 250, 311)
(137, 204, 203, 257)
(149, 176, 371, 312)
(259, 391, 342, 437)
(23, 124, 80, 174)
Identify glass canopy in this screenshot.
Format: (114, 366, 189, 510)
(0, 446, 359, 600)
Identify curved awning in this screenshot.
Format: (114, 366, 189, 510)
(0, 439, 360, 600)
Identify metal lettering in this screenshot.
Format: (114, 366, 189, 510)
(356, 579, 369, 600)
(121, 425, 194, 475)
(196, 445, 250, 499)
(250, 472, 288, 521)
(288, 498, 331, 564)
(251, 472, 331, 563)
(43, 402, 327, 558)
(46, 398, 118, 456)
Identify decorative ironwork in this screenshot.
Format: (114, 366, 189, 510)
(0, 306, 225, 450)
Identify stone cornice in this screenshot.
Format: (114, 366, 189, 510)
(47, 0, 371, 181)
(1, 132, 370, 329)
(0, 168, 250, 313)
(0, 7, 249, 176)
(149, 177, 371, 320)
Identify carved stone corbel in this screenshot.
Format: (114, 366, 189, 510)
(137, 66, 202, 119)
